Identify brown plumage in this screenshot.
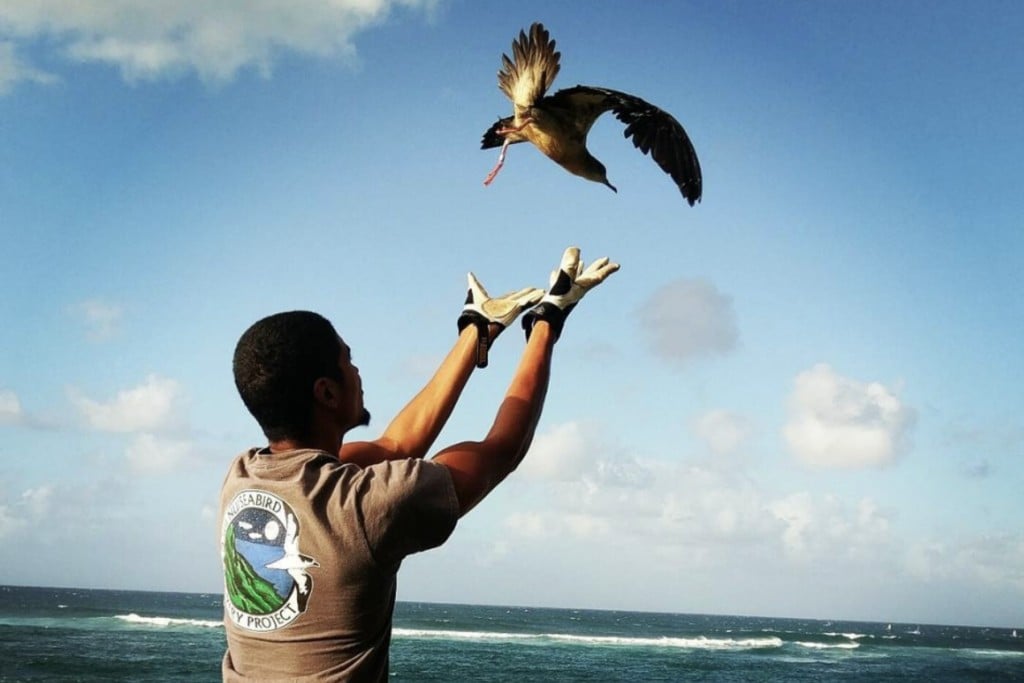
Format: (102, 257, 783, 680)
(482, 23, 703, 206)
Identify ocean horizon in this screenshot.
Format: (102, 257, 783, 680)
(1, 584, 1021, 681)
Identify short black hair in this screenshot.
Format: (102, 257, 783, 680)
(233, 311, 344, 442)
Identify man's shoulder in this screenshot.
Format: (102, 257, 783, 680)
(358, 458, 459, 561)
(229, 447, 346, 475)
(361, 458, 455, 493)
(220, 448, 365, 507)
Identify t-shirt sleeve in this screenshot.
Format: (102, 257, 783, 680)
(356, 458, 459, 566)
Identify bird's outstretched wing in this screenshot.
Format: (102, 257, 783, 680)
(497, 22, 561, 116)
(547, 85, 703, 205)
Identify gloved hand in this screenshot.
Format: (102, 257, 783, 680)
(458, 273, 544, 367)
(522, 247, 620, 340)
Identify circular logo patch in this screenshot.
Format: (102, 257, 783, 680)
(221, 489, 319, 632)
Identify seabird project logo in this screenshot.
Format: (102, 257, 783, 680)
(222, 489, 319, 632)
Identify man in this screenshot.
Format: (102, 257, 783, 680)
(219, 247, 618, 681)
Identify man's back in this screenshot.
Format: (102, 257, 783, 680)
(220, 448, 458, 681)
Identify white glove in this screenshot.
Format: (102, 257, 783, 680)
(522, 247, 620, 340)
(458, 272, 543, 367)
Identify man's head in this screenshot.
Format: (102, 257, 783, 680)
(233, 311, 370, 443)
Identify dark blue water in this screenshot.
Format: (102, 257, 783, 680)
(1, 585, 1021, 681)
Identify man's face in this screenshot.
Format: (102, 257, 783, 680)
(337, 338, 371, 429)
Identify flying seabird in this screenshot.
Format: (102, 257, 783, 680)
(265, 513, 319, 595)
(482, 22, 702, 205)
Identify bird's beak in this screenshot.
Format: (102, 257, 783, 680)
(604, 180, 618, 193)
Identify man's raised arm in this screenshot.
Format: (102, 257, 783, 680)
(433, 247, 619, 515)
(339, 276, 542, 467)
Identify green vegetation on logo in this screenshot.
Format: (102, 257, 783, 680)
(223, 529, 286, 614)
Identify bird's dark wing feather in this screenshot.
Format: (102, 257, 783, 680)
(481, 116, 531, 149)
(549, 85, 703, 205)
(481, 117, 512, 148)
(543, 86, 614, 138)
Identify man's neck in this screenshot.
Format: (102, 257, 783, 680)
(266, 439, 301, 454)
(267, 435, 341, 456)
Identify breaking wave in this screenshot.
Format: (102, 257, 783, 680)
(393, 628, 783, 650)
(796, 641, 860, 650)
(116, 613, 223, 629)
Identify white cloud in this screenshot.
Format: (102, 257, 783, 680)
(503, 510, 610, 542)
(69, 374, 183, 433)
(0, 389, 23, 424)
(0, 485, 55, 539)
(644, 466, 778, 546)
(69, 299, 123, 341)
(65, 375, 196, 475)
(513, 423, 776, 550)
(474, 539, 511, 568)
(425, 420, 1022, 623)
(518, 421, 652, 489)
(518, 421, 596, 482)
(636, 278, 738, 365)
(0, 504, 23, 538)
(0, 479, 135, 564)
(20, 486, 53, 518)
(125, 433, 193, 474)
(692, 410, 753, 456)
(783, 363, 914, 468)
(903, 534, 1024, 592)
(507, 420, 900, 575)
(769, 493, 892, 561)
(0, 0, 439, 90)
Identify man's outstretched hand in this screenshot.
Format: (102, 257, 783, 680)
(522, 247, 620, 340)
(458, 273, 543, 367)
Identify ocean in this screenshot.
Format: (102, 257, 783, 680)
(1, 585, 1021, 681)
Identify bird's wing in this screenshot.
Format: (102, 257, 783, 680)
(481, 116, 530, 149)
(283, 513, 298, 553)
(549, 86, 703, 205)
(497, 23, 561, 117)
(543, 87, 614, 137)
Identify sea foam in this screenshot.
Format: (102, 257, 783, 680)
(795, 641, 860, 650)
(548, 634, 784, 650)
(393, 628, 783, 650)
(961, 649, 1024, 658)
(393, 628, 534, 641)
(116, 613, 222, 629)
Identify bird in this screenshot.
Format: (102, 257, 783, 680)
(481, 22, 702, 205)
(265, 513, 319, 595)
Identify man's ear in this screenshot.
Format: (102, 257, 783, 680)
(313, 377, 336, 406)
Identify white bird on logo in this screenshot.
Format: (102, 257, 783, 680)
(265, 513, 319, 595)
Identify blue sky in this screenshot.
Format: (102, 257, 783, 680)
(1, 1, 1022, 628)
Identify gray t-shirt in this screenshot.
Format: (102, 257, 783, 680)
(219, 448, 459, 681)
